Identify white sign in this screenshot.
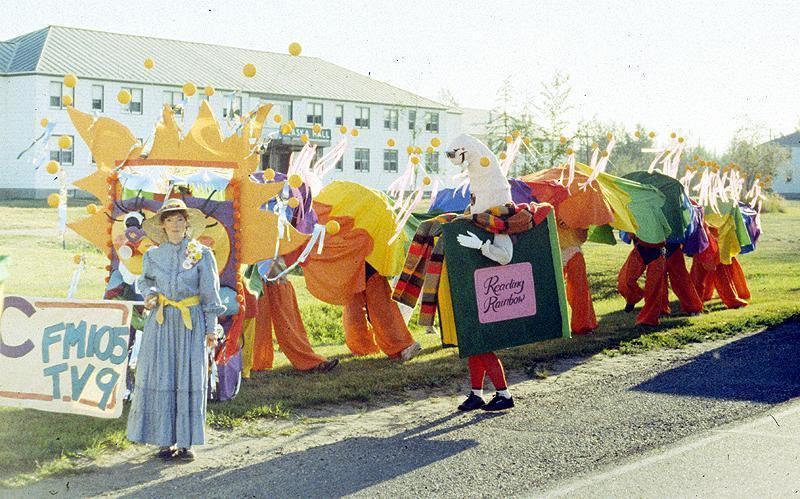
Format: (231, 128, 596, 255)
(0, 296, 134, 419)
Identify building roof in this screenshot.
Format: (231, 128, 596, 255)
(772, 130, 800, 148)
(0, 25, 447, 110)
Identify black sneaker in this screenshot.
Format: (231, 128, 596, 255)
(624, 302, 635, 313)
(174, 448, 195, 462)
(482, 393, 514, 411)
(457, 393, 485, 411)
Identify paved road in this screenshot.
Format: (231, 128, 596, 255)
(11, 322, 800, 498)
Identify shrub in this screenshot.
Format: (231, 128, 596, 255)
(760, 191, 787, 213)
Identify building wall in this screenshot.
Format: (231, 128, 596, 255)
(1, 74, 468, 198)
(773, 146, 800, 197)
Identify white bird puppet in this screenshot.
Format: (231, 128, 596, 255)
(445, 134, 514, 266)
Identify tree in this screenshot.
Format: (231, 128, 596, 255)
(529, 71, 573, 173)
(721, 127, 790, 191)
(485, 76, 521, 156)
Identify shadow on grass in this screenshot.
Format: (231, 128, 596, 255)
(632, 322, 800, 403)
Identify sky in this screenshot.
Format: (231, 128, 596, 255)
(2, 0, 798, 153)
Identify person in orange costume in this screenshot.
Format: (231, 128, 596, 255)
(251, 258, 339, 373)
(342, 263, 421, 359)
(618, 237, 667, 326)
(728, 256, 750, 300)
(665, 243, 704, 315)
(690, 226, 747, 309)
(558, 225, 597, 334)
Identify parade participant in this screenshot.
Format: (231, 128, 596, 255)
(558, 224, 597, 334)
(251, 257, 339, 373)
(665, 242, 704, 315)
(127, 199, 225, 461)
(618, 236, 668, 326)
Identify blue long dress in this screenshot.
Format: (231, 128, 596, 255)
(127, 238, 224, 448)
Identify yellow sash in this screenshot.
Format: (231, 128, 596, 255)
(155, 294, 200, 330)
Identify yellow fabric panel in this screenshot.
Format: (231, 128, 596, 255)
(706, 211, 740, 265)
(67, 208, 113, 252)
(315, 181, 407, 276)
(68, 107, 142, 169)
(147, 105, 182, 160)
(241, 318, 256, 379)
(72, 169, 110, 202)
(575, 163, 638, 233)
(438, 260, 458, 347)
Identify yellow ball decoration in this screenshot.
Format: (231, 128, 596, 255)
(263, 168, 276, 181)
(670, 132, 677, 139)
(63, 74, 77, 88)
(410, 156, 420, 165)
(678, 137, 685, 143)
(86, 203, 98, 214)
(431, 137, 441, 147)
(243, 63, 257, 78)
(426, 146, 434, 154)
(634, 130, 641, 138)
(414, 146, 422, 154)
(479, 156, 490, 167)
(351, 128, 359, 137)
(47, 193, 60, 207)
(117, 89, 132, 105)
(591, 143, 599, 150)
(523, 137, 531, 145)
(288, 174, 303, 188)
(566, 148, 574, 155)
(499, 152, 507, 160)
(512, 130, 521, 138)
(505, 135, 513, 143)
(287, 197, 300, 208)
(73, 254, 82, 265)
(182, 82, 197, 97)
(422, 176, 432, 186)
(45, 160, 60, 174)
(601, 150, 609, 157)
(312, 124, 322, 134)
(40, 118, 49, 127)
(288, 42, 302, 56)
(406, 146, 415, 154)
(325, 220, 340, 235)
(300, 134, 309, 144)
(648, 131, 656, 139)
(559, 136, 567, 144)
(61, 94, 73, 106)
(693, 154, 700, 161)
(387, 138, 396, 147)
(606, 132, 614, 141)
(273, 114, 283, 123)
(339, 126, 348, 134)
(280, 124, 291, 135)
(58, 135, 72, 150)
(204, 86, 215, 97)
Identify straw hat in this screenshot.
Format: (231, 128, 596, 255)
(142, 198, 207, 245)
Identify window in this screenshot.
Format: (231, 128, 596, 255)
(91, 85, 104, 112)
(354, 107, 370, 128)
(163, 90, 184, 115)
(335, 157, 344, 171)
(354, 148, 370, 172)
(50, 135, 74, 166)
(383, 149, 398, 173)
(335, 105, 344, 126)
(384, 109, 398, 131)
(306, 102, 323, 124)
(408, 110, 417, 131)
(224, 95, 243, 118)
(425, 112, 440, 132)
(425, 151, 440, 173)
(264, 99, 292, 123)
(121, 87, 143, 114)
(49, 81, 74, 109)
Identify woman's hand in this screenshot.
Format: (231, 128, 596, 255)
(144, 294, 158, 311)
(205, 333, 217, 349)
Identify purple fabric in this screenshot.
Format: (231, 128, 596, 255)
(738, 202, 761, 254)
(250, 171, 317, 234)
(215, 348, 242, 402)
(428, 179, 534, 214)
(682, 205, 709, 256)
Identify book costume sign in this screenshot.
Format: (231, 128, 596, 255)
(0, 297, 133, 418)
(438, 216, 570, 358)
(474, 263, 536, 323)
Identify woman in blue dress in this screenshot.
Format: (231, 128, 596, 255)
(127, 199, 224, 461)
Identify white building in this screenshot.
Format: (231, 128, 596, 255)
(772, 131, 800, 199)
(0, 26, 470, 198)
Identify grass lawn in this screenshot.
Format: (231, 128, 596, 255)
(1, 199, 799, 485)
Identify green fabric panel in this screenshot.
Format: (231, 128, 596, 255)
(732, 204, 752, 248)
(586, 224, 617, 245)
(623, 171, 692, 242)
(242, 264, 264, 297)
(442, 217, 569, 358)
(612, 174, 671, 244)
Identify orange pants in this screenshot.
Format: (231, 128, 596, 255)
(563, 252, 597, 334)
(666, 249, 703, 314)
(252, 280, 327, 371)
(343, 273, 415, 357)
(730, 257, 750, 300)
(618, 246, 667, 326)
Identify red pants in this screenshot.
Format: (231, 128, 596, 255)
(666, 250, 703, 314)
(252, 280, 327, 371)
(618, 247, 667, 326)
(730, 257, 751, 300)
(690, 257, 748, 309)
(468, 352, 507, 390)
(342, 273, 415, 357)
(563, 252, 597, 334)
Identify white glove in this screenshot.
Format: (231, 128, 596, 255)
(457, 231, 485, 250)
